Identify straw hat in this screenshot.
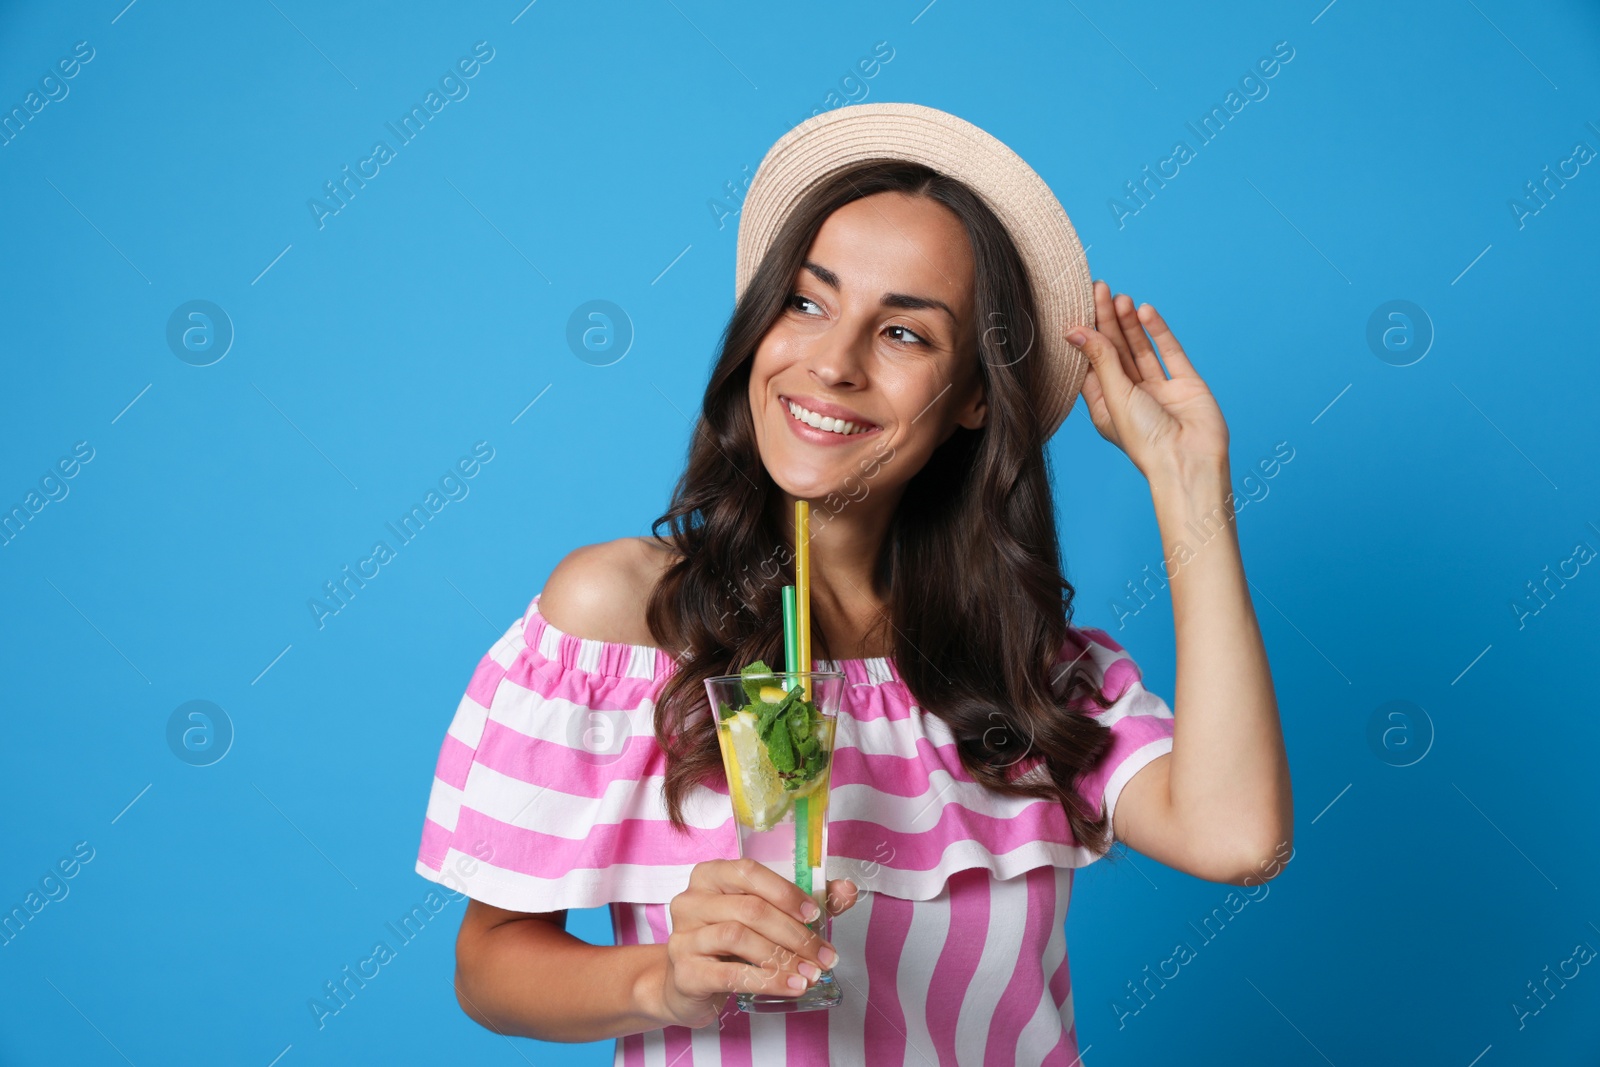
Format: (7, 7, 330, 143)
(734, 101, 1094, 440)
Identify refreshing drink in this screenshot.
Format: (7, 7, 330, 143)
(707, 664, 845, 1012)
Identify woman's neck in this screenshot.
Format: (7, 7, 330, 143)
(775, 486, 902, 660)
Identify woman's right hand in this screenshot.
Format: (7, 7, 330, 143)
(659, 858, 859, 1029)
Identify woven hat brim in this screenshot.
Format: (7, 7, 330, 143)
(735, 102, 1093, 440)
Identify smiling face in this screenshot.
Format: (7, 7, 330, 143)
(747, 190, 986, 504)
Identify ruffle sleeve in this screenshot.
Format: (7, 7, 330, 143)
(1058, 625, 1177, 832)
(413, 595, 739, 913)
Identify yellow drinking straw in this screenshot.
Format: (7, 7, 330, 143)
(795, 499, 811, 701)
(793, 500, 827, 871)
(791, 498, 822, 912)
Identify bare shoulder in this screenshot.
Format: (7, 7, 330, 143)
(538, 536, 679, 647)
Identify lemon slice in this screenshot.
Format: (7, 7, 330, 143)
(758, 684, 789, 703)
(721, 711, 790, 831)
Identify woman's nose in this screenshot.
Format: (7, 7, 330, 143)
(806, 323, 868, 388)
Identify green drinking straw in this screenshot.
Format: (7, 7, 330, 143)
(780, 586, 812, 900)
(782, 586, 800, 692)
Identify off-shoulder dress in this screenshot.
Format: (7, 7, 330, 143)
(415, 594, 1175, 1066)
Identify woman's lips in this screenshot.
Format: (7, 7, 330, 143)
(780, 396, 882, 446)
(782, 393, 876, 429)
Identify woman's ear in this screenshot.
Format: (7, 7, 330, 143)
(955, 388, 987, 430)
(954, 358, 987, 430)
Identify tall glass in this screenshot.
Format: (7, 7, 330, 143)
(705, 669, 844, 1013)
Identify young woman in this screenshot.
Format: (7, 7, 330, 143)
(414, 104, 1291, 1064)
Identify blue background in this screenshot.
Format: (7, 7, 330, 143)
(3, 0, 1598, 1063)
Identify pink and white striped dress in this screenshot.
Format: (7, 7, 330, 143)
(415, 594, 1176, 1066)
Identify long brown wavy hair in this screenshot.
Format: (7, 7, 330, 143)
(645, 160, 1126, 860)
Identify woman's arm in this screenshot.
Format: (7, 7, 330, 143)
(1112, 456, 1293, 884)
(1069, 282, 1293, 884)
(455, 899, 678, 1043)
(453, 868, 858, 1041)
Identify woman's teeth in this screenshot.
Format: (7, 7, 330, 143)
(786, 400, 871, 436)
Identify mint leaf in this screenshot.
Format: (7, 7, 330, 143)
(717, 700, 738, 721)
(754, 695, 784, 740)
(740, 660, 775, 706)
(765, 721, 796, 773)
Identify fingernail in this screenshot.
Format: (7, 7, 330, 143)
(799, 962, 820, 980)
(819, 946, 838, 968)
(801, 901, 820, 921)
(1067, 329, 1087, 346)
(788, 975, 807, 990)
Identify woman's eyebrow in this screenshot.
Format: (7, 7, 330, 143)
(880, 291, 954, 320)
(801, 260, 955, 321)
(801, 260, 839, 288)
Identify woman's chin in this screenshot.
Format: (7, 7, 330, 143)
(763, 454, 858, 504)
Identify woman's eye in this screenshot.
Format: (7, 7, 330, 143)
(886, 324, 927, 346)
(788, 293, 822, 315)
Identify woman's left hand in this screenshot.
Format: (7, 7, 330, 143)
(1068, 280, 1230, 485)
